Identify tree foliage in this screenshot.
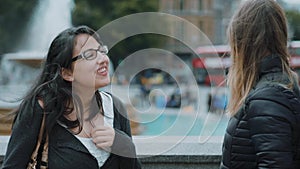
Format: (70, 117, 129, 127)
(0, 0, 37, 55)
(72, 0, 163, 67)
(73, 0, 159, 30)
(286, 10, 300, 41)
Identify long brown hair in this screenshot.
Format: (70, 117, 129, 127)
(227, 0, 293, 115)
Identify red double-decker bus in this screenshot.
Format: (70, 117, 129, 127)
(289, 41, 300, 79)
(192, 45, 230, 86)
(193, 41, 300, 86)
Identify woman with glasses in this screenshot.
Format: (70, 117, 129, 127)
(220, 0, 300, 169)
(2, 25, 141, 169)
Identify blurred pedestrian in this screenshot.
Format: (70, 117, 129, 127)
(2, 25, 141, 169)
(139, 69, 152, 107)
(220, 0, 300, 168)
(207, 93, 212, 112)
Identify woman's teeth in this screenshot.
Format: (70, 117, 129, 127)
(98, 67, 106, 73)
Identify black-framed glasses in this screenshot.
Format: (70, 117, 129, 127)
(72, 45, 108, 62)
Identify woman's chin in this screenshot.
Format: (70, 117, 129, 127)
(95, 79, 111, 89)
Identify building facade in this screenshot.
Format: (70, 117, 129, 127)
(159, 0, 241, 54)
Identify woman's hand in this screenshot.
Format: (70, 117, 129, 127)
(91, 125, 115, 151)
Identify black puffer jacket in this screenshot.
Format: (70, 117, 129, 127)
(220, 55, 300, 169)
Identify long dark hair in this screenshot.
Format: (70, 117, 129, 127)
(226, 0, 293, 115)
(14, 25, 103, 133)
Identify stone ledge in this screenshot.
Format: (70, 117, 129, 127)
(134, 136, 223, 156)
(139, 155, 221, 169)
(140, 154, 221, 163)
(0, 136, 223, 169)
(134, 136, 223, 169)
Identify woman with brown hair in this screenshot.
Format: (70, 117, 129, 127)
(220, 0, 300, 168)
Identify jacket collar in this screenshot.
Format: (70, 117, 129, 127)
(258, 54, 283, 77)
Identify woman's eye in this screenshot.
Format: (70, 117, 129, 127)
(84, 51, 96, 59)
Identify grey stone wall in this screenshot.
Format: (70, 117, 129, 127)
(0, 136, 223, 168)
(140, 155, 221, 169)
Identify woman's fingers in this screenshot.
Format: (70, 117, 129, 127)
(91, 126, 115, 149)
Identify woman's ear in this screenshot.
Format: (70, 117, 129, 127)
(61, 68, 74, 82)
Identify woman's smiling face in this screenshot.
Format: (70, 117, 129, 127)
(71, 34, 110, 91)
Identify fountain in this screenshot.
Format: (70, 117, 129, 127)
(0, 0, 74, 134)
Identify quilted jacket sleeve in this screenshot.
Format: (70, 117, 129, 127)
(248, 98, 296, 169)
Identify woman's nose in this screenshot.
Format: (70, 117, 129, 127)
(96, 52, 109, 63)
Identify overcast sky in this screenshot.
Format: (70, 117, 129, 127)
(283, 0, 300, 4)
(242, 0, 300, 5)
(282, 0, 300, 10)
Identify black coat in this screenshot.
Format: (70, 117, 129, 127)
(2, 92, 142, 169)
(220, 55, 300, 169)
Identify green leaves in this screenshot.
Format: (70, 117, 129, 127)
(286, 10, 300, 40)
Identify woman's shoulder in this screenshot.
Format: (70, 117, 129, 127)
(246, 83, 300, 118)
(17, 98, 42, 112)
(13, 98, 44, 127)
(249, 80, 299, 101)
